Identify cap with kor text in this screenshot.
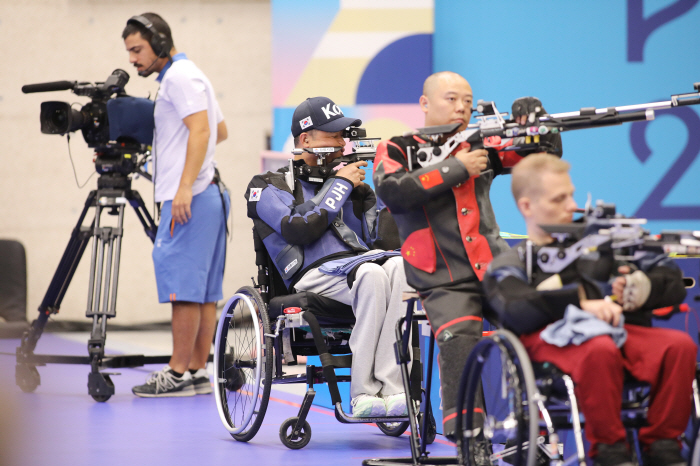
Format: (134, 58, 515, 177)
(291, 96, 362, 137)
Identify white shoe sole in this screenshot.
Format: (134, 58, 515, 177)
(132, 387, 196, 398)
(386, 405, 408, 416)
(194, 383, 212, 395)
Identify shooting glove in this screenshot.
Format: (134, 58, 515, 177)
(621, 270, 652, 311)
(511, 96, 563, 157)
(512, 96, 545, 123)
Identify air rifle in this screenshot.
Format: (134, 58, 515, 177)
(408, 83, 700, 170)
(526, 200, 700, 281)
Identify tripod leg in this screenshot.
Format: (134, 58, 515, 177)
(87, 204, 106, 321)
(86, 201, 127, 402)
(18, 191, 97, 356)
(106, 205, 125, 319)
(127, 189, 158, 242)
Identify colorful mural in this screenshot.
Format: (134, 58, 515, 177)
(269, 0, 435, 179)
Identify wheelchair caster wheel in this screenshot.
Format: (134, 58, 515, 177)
(377, 421, 409, 437)
(279, 417, 311, 449)
(16, 364, 40, 393)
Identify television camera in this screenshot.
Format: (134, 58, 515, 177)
(22, 68, 154, 179)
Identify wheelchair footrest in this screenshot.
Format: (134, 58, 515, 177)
(363, 457, 460, 466)
(334, 401, 411, 424)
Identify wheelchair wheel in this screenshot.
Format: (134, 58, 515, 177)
(456, 330, 539, 466)
(279, 417, 312, 449)
(377, 421, 409, 437)
(214, 286, 273, 442)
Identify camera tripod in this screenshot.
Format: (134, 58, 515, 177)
(15, 156, 171, 402)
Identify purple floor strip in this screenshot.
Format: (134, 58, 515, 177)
(0, 334, 454, 466)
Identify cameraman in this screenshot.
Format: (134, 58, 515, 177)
(484, 153, 695, 466)
(373, 71, 562, 449)
(123, 13, 229, 397)
(246, 97, 408, 417)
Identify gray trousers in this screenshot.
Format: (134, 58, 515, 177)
(294, 255, 410, 398)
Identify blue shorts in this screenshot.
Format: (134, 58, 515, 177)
(153, 183, 230, 304)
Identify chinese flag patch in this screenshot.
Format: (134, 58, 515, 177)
(419, 169, 444, 190)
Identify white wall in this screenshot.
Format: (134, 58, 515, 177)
(0, 0, 270, 324)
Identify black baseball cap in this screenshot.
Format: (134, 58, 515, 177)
(291, 96, 362, 137)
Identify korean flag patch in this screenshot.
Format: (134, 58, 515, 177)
(249, 187, 263, 202)
(299, 116, 313, 131)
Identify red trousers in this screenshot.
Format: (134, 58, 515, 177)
(520, 324, 697, 455)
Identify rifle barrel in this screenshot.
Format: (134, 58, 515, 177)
(542, 89, 700, 121)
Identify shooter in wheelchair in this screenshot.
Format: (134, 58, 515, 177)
(473, 153, 698, 466)
(212, 97, 433, 449)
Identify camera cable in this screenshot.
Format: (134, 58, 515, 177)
(65, 133, 96, 189)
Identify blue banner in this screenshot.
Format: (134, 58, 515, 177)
(435, 0, 700, 234)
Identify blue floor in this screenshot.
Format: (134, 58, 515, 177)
(0, 334, 455, 466)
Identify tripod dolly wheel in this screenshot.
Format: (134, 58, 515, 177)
(90, 373, 114, 402)
(279, 417, 312, 449)
(16, 364, 40, 393)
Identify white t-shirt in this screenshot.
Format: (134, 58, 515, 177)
(153, 57, 224, 202)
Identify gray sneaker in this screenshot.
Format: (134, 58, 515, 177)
(132, 366, 195, 398)
(190, 368, 212, 395)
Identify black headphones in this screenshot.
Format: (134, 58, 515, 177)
(127, 15, 172, 58)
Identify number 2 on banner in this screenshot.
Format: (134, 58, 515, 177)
(631, 106, 700, 220)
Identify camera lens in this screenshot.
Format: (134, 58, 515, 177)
(50, 110, 68, 129)
(40, 101, 74, 134)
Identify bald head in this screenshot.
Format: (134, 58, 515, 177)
(423, 71, 469, 98)
(420, 71, 473, 131)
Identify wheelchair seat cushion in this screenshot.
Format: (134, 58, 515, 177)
(268, 291, 356, 326)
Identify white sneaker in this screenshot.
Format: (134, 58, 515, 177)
(384, 393, 408, 416)
(351, 394, 387, 417)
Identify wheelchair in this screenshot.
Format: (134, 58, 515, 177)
(212, 229, 436, 449)
(454, 329, 700, 466)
